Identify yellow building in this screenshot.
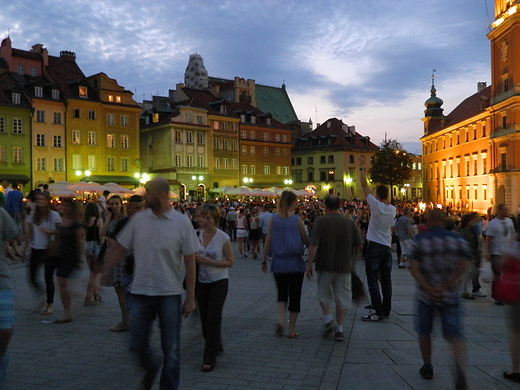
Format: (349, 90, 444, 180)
(422, 0, 520, 214)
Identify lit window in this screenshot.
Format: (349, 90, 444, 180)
(108, 95, 114, 102)
(106, 134, 115, 148)
(152, 113, 159, 123)
(72, 130, 81, 144)
(213, 121, 219, 130)
(116, 96, 121, 103)
(79, 86, 88, 98)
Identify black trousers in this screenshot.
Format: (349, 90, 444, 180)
(29, 248, 55, 304)
(196, 278, 228, 366)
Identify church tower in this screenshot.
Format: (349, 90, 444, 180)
(184, 53, 209, 89)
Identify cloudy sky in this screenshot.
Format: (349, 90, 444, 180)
(1, 0, 494, 153)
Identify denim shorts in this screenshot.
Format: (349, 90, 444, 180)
(0, 289, 15, 329)
(414, 298, 463, 340)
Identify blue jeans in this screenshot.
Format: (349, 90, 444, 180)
(365, 241, 392, 316)
(130, 294, 182, 390)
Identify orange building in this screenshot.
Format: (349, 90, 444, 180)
(421, 0, 520, 214)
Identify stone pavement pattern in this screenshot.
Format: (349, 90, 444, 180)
(4, 243, 516, 390)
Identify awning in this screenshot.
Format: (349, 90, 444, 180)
(79, 175, 139, 185)
(0, 174, 31, 183)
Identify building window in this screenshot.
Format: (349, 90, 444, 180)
(53, 135, 62, 148)
(0, 146, 6, 162)
(116, 96, 121, 103)
(501, 152, 507, 171)
(320, 156, 325, 164)
(474, 159, 478, 175)
(88, 155, 96, 171)
(231, 140, 237, 151)
(197, 133, 204, 144)
(88, 110, 96, 120)
(0, 117, 4, 133)
(72, 108, 81, 118)
(213, 121, 219, 130)
(53, 158, 64, 172)
(250, 165, 256, 174)
(88, 131, 96, 145)
(72, 130, 81, 144)
(282, 135, 287, 142)
(222, 122, 228, 131)
(108, 95, 114, 102)
(219, 139, 227, 150)
(502, 115, 507, 129)
(275, 134, 280, 142)
(482, 125, 486, 137)
(197, 156, 204, 168)
(308, 172, 314, 182)
(72, 154, 81, 170)
(482, 157, 487, 174)
(266, 118, 272, 125)
(214, 139, 219, 150)
(197, 115, 205, 125)
(53, 112, 62, 124)
(250, 146, 255, 155)
(121, 115, 128, 126)
(52, 89, 60, 100)
(275, 148, 281, 157)
(263, 165, 270, 175)
(263, 133, 268, 141)
(296, 157, 302, 165)
(107, 134, 115, 148)
(483, 185, 487, 200)
(121, 135, 129, 149)
(175, 155, 182, 167)
(17, 64, 24, 74)
(152, 113, 159, 123)
(36, 157, 47, 171)
(249, 132, 255, 139)
(263, 147, 268, 156)
(186, 131, 193, 143)
(79, 86, 88, 98)
(465, 160, 470, 176)
(241, 146, 247, 155)
(241, 131, 246, 139)
(121, 158, 129, 172)
(30, 67, 38, 77)
(328, 170, 335, 181)
(35, 87, 43, 97)
(223, 158, 229, 170)
(186, 155, 193, 167)
(320, 171, 326, 181)
(242, 165, 247, 174)
(185, 114, 192, 123)
(231, 158, 237, 170)
(107, 114, 114, 125)
(12, 93, 20, 104)
(283, 149, 288, 157)
(36, 110, 45, 123)
(240, 115, 246, 122)
(36, 134, 46, 147)
(107, 157, 115, 171)
(175, 131, 181, 143)
(251, 116, 256, 124)
(13, 147, 23, 163)
(276, 166, 282, 175)
(328, 155, 334, 163)
(231, 123, 237, 132)
(214, 158, 220, 169)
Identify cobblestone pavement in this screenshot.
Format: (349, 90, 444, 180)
(4, 242, 516, 389)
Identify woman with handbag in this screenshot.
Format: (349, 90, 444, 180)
(54, 199, 83, 324)
(82, 202, 105, 306)
(261, 191, 310, 338)
(23, 192, 62, 315)
(195, 204, 234, 372)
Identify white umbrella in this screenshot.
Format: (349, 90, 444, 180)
(212, 185, 233, 193)
(49, 189, 76, 197)
(293, 189, 316, 197)
(250, 188, 276, 197)
(224, 186, 253, 196)
(132, 187, 146, 196)
(48, 181, 72, 190)
(101, 182, 134, 195)
(69, 181, 103, 193)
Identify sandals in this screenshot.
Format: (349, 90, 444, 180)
(41, 306, 53, 315)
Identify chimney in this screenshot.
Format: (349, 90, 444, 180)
(60, 51, 76, 62)
(348, 126, 356, 135)
(477, 82, 487, 92)
(31, 44, 49, 67)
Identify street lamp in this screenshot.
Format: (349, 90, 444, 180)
(243, 177, 253, 184)
(75, 169, 91, 178)
(284, 179, 293, 185)
(134, 173, 149, 184)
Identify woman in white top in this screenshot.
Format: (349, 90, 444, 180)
(24, 192, 62, 315)
(195, 204, 234, 372)
(236, 208, 248, 257)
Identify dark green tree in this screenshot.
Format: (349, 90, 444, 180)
(368, 139, 413, 202)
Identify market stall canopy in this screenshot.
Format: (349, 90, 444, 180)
(48, 189, 77, 197)
(250, 188, 276, 197)
(48, 181, 72, 190)
(212, 185, 234, 193)
(224, 186, 253, 196)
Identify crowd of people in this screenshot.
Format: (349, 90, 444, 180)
(1, 175, 520, 389)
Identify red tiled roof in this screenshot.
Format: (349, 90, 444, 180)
(12, 48, 41, 61)
(46, 55, 86, 97)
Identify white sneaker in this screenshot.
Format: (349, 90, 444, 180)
(472, 290, 487, 297)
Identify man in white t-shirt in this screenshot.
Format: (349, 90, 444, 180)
(104, 177, 200, 390)
(359, 165, 396, 321)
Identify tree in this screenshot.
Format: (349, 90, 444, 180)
(369, 139, 413, 202)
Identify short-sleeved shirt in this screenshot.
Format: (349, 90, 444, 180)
(0, 208, 20, 289)
(259, 212, 272, 234)
(310, 213, 362, 273)
(26, 211, 63, 249)
(487, 217, 515, 255)
(197, 228, 230, 283)
(116, 207, 201, 296)
(366, 194, 396, 247)
(408, 226, 471, 305)
(395, 215, 413, 241)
